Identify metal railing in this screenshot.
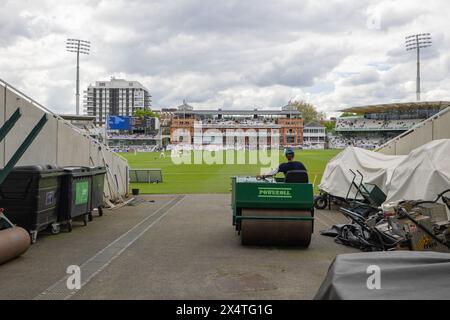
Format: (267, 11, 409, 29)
(0, 78, 128, 162)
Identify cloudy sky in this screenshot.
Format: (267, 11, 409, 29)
(1, 0, 449, 115)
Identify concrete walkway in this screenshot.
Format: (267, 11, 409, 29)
(0, 194, 356, 300)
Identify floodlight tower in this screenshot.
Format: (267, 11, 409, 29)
(66, 38, 90, 115)
(405, 33, 432, 101)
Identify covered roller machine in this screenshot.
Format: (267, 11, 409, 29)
(232, 176, 314, 246)
(0, 210, 30, 265)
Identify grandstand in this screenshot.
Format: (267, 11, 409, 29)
(378, 104, 450, 155)
(169, 101, 325, 149)
(331, 101, 450, 149)
(335, 118, 421, 131)
(107, 134, 161, 152)
(106, 115, 162, 152)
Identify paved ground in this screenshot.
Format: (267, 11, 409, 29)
(0, 194, 356, 300)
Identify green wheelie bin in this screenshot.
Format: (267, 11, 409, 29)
(58, 167, 92, 231)
(88, 166, 107, 221)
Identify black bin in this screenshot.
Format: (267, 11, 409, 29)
(59, 166, 92, 230)
(0, 165, 65, 243)
(89, 166, 107, 220)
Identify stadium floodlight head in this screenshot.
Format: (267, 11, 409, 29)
(66, 38, 91, 115)
(405, 33, 432, 102)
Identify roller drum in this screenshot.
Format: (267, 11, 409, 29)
(241, 209, 312, 246)
(0, 227, 31, 265)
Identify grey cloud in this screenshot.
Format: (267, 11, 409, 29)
(0, 1, 30, 45)
(368, 2, 428, 31)
(251, 43, 350, 87)
(93, 0, 370, 38)
(342, 69, 380, 86)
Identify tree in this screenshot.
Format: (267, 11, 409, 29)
(290, 100, 323, 123)
(340, 112, 362, 118)
(134, 109, 160, 118)
(321, 120, 336, 133)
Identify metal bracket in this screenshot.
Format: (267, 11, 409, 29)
(0, 112, 48, 185)
(0, 209, 15, 229)
(0, 108, 21, 142)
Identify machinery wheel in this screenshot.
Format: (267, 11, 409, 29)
(314, 195, 328, 210)
(67, 221, 73, 233)
(301, 236, 312, 248)
(50, 223, 60, 235)
(98, 207, 103, 217)
(30, 231, 38, 244)
(88, 212, 93, 222)
(240, 209, 312, 247)
(83, 214, 88, 226)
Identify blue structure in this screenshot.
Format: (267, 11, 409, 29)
(108, 116, 131, 130)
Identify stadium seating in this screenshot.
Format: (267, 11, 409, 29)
(328, 136, 389, 149)
(198, 119, 278, 127)
(335, 118, 420, 131)
(108, 134, 158, 139)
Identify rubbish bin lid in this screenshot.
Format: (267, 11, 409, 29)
(63, 166, 92, 177)
(63, 166, 90, 171)
(88, 166, 107, 174)
(12, 165, 63, 174)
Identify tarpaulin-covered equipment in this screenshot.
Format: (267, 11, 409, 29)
(385, 139, 450, 204)
(317, 146, 405, 204)
(317, 139, 450, 206)
(314, 251, 450, 300)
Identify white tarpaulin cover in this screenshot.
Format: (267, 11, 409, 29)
(319, 139, 450, 203)
(319, 147, 406, 199)
(386, 139, 450, 203)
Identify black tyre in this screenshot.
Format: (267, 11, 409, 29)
(98, 207, 103, 217)
(88, 212, 93, 222)
(67, 221, 73, 232)
(314, 195, 328, 210)
(50, 224, 60, 235)
(83, 214, 88, 226)
(302, 235, 312, 248)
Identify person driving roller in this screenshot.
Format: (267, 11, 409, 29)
(257, 147, 307, 180)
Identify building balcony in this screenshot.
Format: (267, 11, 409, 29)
(196, 123, 281, 129)
(303, 133, 326, 137)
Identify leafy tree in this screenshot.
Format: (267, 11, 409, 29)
(161, 127, 171, 135)
(321, 120, 336, 133)
(134, 109, 160, 118)
(290, 100, 323, 123)
(340, 112, 362, 118)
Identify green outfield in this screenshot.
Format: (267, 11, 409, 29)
(121, 149, 341, 194)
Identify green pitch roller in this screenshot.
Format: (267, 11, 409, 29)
(231, 176, 314, 246)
